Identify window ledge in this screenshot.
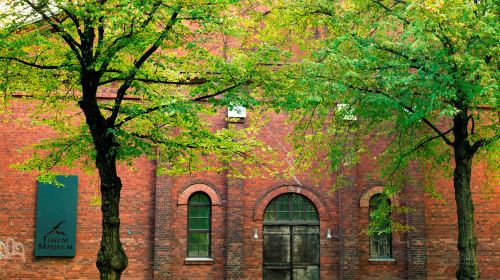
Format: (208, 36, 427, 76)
(369, 257, 396, 263)
(184, 257, 213, 265)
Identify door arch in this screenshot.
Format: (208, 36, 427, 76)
(263, 193, 320, 280)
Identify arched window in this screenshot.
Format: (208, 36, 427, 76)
(369, 194, 392, 259)
(263, 193, 319, 280)
(187, 192, 211, 257)
(264, 193, 319, 222)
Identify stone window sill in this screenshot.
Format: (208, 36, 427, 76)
(369, 257, 396, 263)
(184, 257, 213, 265)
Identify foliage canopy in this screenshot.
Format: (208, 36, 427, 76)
(0, 1, 277, 278)
(255, 0, 498, 278)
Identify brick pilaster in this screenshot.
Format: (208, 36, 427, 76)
(338, 175, 360, 279)
(225, 174, 244, 279)
(406, 164, 427, 280)
(225, 120, 245, 279)
(153, 171, 173, 279)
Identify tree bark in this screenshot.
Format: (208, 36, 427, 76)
(95, 169, 128, 280)
(453, 111, 479, 280)
(79, 84, 128, 279)
(93, 137, 128, 279)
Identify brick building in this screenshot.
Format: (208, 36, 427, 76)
(0, 98, 499, 280)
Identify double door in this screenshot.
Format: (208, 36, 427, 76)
(263, 225, 320, 280)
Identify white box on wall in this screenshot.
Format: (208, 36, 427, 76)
(228, 106, 246, 118)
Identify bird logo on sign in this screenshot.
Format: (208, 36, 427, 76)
(46, 220, 67, 236)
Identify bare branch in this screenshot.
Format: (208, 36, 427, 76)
(131, 132, 196, 149)
(107, 10, 180, 125)
(404, 127, 453, 158)
(374, 44, 410, 60)
(471, 134, 499, 154)
(96, 1, 163, 73)
(115, 82, 246, 128)
(98, 77, 206, 86)
(93, 1, 107, 61)
(56, 3, 82, 37)
(130, 132, 257, 163)
(0, 56, 66, 70)
(351, 86, 454, 146)
(387, 127, 452, 181)
(192, 82, 246, 102)
(22, 0, 83, 62)
(436, 22, 456, 56)
(373, 0, 410, 24)
(469, 114, 475, 135)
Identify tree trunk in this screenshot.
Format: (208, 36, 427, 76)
(453, 111, 479, 280)
(95, 170, 128, 280)
(78, 94, 128, 279)
(94, 140, 128, 279)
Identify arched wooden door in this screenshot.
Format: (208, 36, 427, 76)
(263, 193, 320, 280)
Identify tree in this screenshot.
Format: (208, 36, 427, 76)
(258, 0, 498, 279)
(0, 1, 270, 279)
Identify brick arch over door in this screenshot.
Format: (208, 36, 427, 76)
(359, 185, 401, 207)
(253, 185, 329, 221)
(177, 183, 222, 206)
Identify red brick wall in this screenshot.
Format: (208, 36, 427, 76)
(238, 112, 340, 280)
(165, 175, 228, 280)
(158, 111, 423, 280)
(2, 100, 499, 280)
(353, 138, 410, 280)
(153, 112, 343, 279)
(424, 159, 500, 280)
(0, 100, 155, 279)
(153, 111, 229, 280)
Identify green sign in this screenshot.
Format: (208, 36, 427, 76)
(35, 175, 78, 257)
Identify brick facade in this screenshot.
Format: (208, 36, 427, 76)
(0, 100, 155, 279)
(1, 99, 499, 279)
